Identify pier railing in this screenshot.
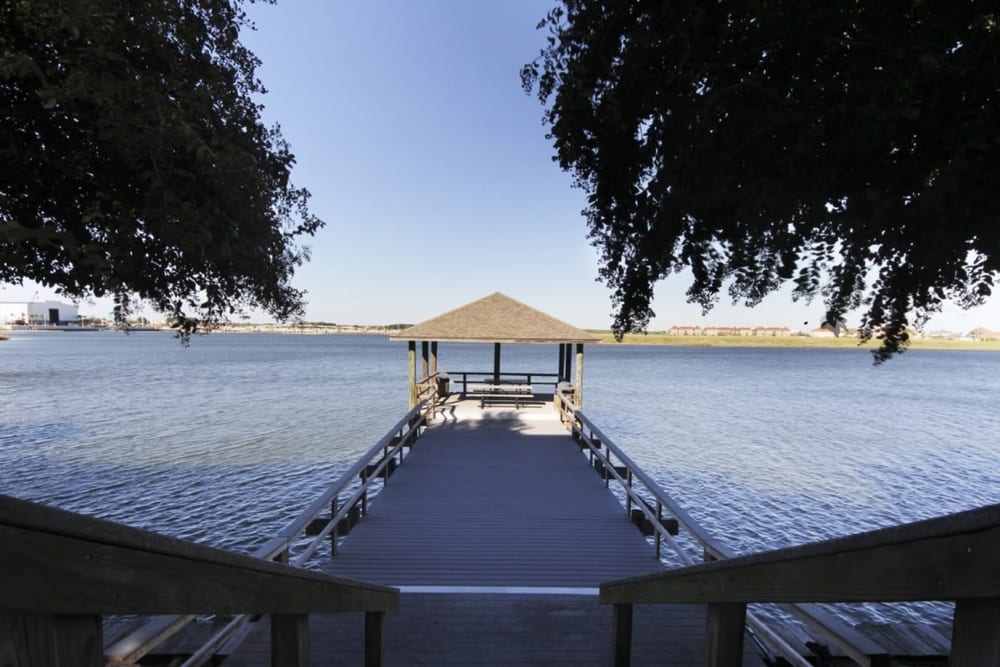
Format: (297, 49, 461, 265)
(554, 386, 882, 667)
(104, 401, 428, 665)
(601, 502, 1000, 667)
(0, 493, 398, 667)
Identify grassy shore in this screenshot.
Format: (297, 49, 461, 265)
(587, 331, 1000, 351)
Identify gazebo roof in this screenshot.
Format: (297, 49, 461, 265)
(390, 292, 600, 344)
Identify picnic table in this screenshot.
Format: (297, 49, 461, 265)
(464, 382, 534, 409)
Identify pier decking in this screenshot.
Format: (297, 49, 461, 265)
(225, 398, 761, 666)
(322, 400, 660, 587)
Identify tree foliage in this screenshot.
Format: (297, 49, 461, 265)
(523, 1, 1000, 361)
(1, 0, 322, 334)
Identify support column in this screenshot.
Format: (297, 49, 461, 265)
(705, 602, 747, 667)
(563, 344, 573, 382)
(575, 343, 584, 408)
(611, 603, 633, 667)
(557, 344, 565, 382)
(271, 613, 309, 667)
(421, 341, 429, 381)
(493, 342, 501, 384)
(407, 341, 416, 409)
(365, 611, 386, 667)
(951, 597, 1000, 666)
(430, 341, 438, 375)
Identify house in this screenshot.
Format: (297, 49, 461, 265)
(0, 301, 80, 326)
(753, 326, 792, 337)
(668, 326, 703, 336)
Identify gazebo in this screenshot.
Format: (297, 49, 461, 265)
(389, 292, 600, 409)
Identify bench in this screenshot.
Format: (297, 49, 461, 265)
(465, 382, 534, 409)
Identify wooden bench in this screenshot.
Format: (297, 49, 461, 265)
(465, 382, 534, 408)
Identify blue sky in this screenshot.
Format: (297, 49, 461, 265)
(4, 1, 998, 332)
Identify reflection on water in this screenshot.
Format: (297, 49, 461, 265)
(2, 332, 998, 628)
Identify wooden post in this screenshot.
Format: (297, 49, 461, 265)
(611, 603, 633, 667)
(558, 343, 565, 381)
(421, 341, 429, 381)
(951, 597, 1000, 665)
(407, 341, 416, 409)
(430, 341, 438, 375)
(705, 603, 747, 667)
(563, 344, 572, 382)
(626, 471, 633, 516)
(275, 544, 290, 565)
(0, 614, 104, 666)
(271, 613, 309, 667)
(575, 343, 584, 408)
(493, 342, 501, 384)
(365, 610, 386, 667)
(331, 496, 339, 556)
(655, 501, 662, 560)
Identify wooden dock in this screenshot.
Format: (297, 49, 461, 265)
(224, 397, 761, 666)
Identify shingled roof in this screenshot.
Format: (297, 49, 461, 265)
(389, 292, 599, 344)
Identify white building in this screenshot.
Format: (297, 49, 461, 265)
(0, 301, 80, 325)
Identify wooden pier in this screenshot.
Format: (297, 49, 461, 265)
(225, 396, 760, 666)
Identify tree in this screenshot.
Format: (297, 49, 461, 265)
(1, 0, 322, 335)
(523, 1, 1000, 361)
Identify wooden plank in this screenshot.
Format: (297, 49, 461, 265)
(0, 614, 102, 666)
(322, 412, 664, 587)
(781, 603, 885, 665)
(0, 522, 398, 615)
(103, 614, 197, 665)
(601, 504, 1000, 604)
(951, 597, 1000, 666)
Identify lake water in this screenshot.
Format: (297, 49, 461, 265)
(2, 331, 998, 630)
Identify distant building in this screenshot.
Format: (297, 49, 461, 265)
(668, 325, 702, 336)
(753, 326, 792, 337)
(809, 326, 836, 338)
(0, 301, 80, 325)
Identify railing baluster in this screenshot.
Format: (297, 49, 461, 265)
(951, 596, 1000, 665)
(611, 603, 633, 667)
(365, 610, 386, 667)
(331, 496, 339, 556)
(655, 501, 662, 560)
(626, 471, 633, 517)
(706, 603, 747, 667)
(271, 613, 309, 667)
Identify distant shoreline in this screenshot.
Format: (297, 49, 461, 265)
(5, 326, 998, 352)
(588, 331, 1000, 351)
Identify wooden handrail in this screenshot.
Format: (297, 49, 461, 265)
(103, 401, 428, 664)
(554, 388, 878, 666)
(449, 370, 560, 395)
(601, 503, 1000, 666)
(602, 502, 1000, 603)
(0, 494, 398, 666)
